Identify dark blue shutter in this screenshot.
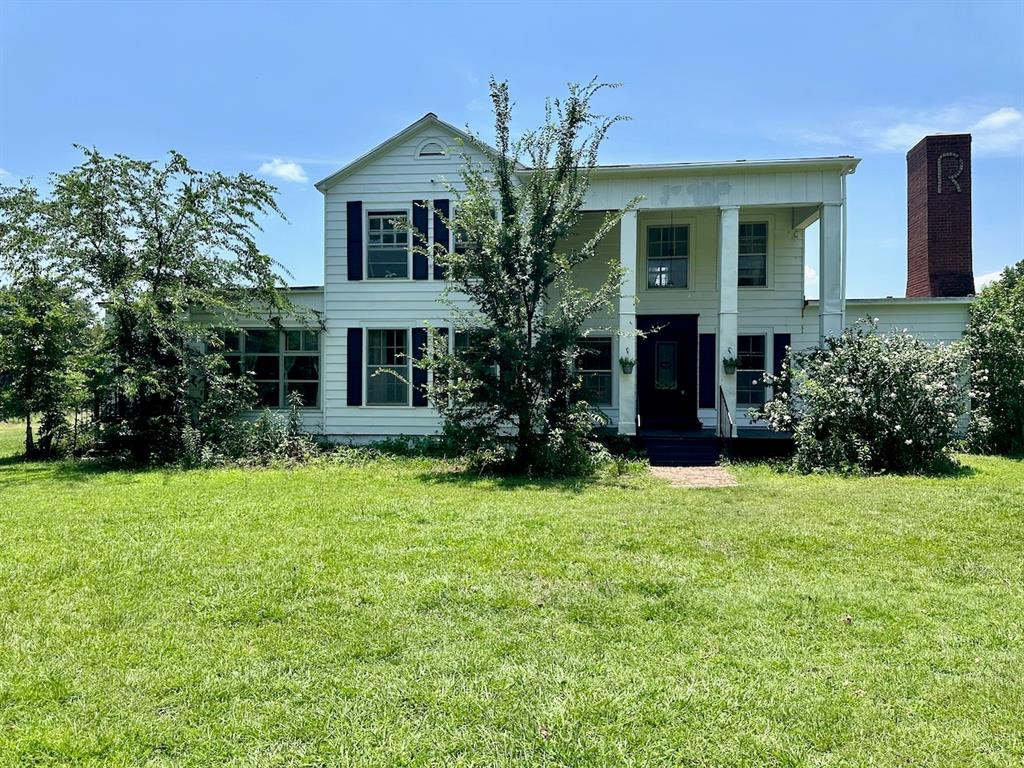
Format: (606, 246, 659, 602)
(772, 333, 791, 393)
(698, 333, 716, 409)
(412, 327, 428, 406)
(433, 198, 450, 280)
(347, 328, 362, 406)
(433, 327, 449, 403)
(346, 201, 363, 281)
(412, 201, 429, 280)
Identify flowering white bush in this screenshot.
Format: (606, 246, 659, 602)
(754, 319, 969, 474)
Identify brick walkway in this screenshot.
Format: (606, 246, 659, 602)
(650, 465, 738, 488)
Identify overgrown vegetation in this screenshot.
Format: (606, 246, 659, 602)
(0, 149, 301, 464)
(755, 320, 969, 474)
(418, 79, 635, 476)
(967, 260, 1024, 455)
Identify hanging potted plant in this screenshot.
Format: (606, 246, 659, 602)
(619, 355, 636, 374)
(722, 348, 738, 375)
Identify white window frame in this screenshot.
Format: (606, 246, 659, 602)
(365, 327, 411, 407)
(642, 217, 695, 292)
(736, 333, 767, 408)
(214, 328, 321, 410)
(738, 220, 769, 288)
(364, 206, 412, 281)
(576, 336, 614, 408)
(738, 213, 775, 290)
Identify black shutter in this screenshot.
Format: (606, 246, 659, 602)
(433, 198, 450, 280)
(698, 333, 716, 409)
(772, 333, 791, 394)
(433, 327, 449, 403)
(412, 201, 429, 280)
(347, 328, 362, 406)
(412, 327, 428, 407)
(346, 201, 363, 281)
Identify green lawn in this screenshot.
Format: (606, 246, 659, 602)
(0, 422, 1022, 767)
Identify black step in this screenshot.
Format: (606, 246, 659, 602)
(640, 436, 722, 467)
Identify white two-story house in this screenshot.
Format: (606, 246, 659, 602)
(227, 114, 974, 443)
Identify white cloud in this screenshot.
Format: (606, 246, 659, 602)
(804, 264, 818, 297)
(0, 167, 10, 179)
(976, 270, 1004, 289)
(258, 158, 308, 183)
(800, 105, 1024, 157)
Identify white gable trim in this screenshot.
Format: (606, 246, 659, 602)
(315, 113, 491, 192)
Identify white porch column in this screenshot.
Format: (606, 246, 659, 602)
(617, 210, 638, 435)
(819, 202, 844, 341)
(717, 205, 739, 436)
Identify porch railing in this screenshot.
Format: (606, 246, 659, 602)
(717, 385, 735, 440)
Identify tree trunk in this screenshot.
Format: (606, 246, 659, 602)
(24, 412, 34, 457)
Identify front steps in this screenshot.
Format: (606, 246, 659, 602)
(640, 433, 722, 467)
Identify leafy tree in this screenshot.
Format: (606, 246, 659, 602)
(420, 79, 634, 474)
(967, 261, 1024, 454)
(0, 182, 93, 458)
(754, 320, 969, 474)
(39, 148, 292, 463)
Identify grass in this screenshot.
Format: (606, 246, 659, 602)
(0, 422, 1021, 767)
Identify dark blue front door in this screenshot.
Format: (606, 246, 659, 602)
(637, 314, 700, 431)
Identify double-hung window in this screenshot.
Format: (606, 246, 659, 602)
(367, 211, 409, 278)
(736, 334, 767, 407)
(738, 222, 768, 287)
(366, 329, 409, 405)
(576, 337, 613, 407)
(213, 328, 320, 408)
(647, 225, 689, 289)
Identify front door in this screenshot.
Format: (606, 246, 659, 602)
(637, 314, 700, 431)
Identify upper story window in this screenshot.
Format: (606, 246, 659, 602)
(738, 222, 768, 287)
(647, 225, 689, 289)
(214, 328, 320, 409)
(366, 329, 409, 405)
(736, 334, 766, 408)
(367, 211, 409, 279)
(576, 337, 613, 407)
(418, 141, 446, 158)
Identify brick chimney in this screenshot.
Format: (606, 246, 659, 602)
(906, 134, 974, 297)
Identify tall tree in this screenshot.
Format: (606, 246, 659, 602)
(45, 148, 291, 463)
(423, 79, 635, 474)
(0, 182, 92, 457)
(967, 260, 1024, 454)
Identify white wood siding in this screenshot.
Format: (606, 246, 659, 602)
(321, 123, 490, 437)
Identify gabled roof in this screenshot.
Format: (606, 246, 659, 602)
(314, 113, 490, 192)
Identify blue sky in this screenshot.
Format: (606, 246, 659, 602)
(2, 0, 1021, 297)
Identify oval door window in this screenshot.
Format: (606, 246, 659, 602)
(655, 341, 678, 390)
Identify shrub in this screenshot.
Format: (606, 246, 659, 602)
(966, 261, 1024, 455)
(754, 320, 969, 474)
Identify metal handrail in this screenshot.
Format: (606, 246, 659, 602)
(718, 386, 734, 439)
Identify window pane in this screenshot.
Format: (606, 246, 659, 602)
(285, 355, 319, 380)
(581, 372, 613, 407)
(655, 342, 677, 389)
(245, 329, 280, 354)
(244, 355, 280, 380)
(285, 330, 303, 351)
(738, 222, 767, 287)
(737, 335, 766, 369)
(737, 371, 766, 407)
(367, 249, 409, 278)
(218, 329, 241, 353)
(577, 338, 612, 370)
(368, 329, 407, 365)
(256, 382, 281, 408)
(648, 257, 688, 289)
(223, 354, 242, 376)
(367, 366, 408, 405)
(303, 330, 319, 351)
(286, 381, 319, 409)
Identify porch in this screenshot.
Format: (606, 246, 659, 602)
(575, 157, 857, 437)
